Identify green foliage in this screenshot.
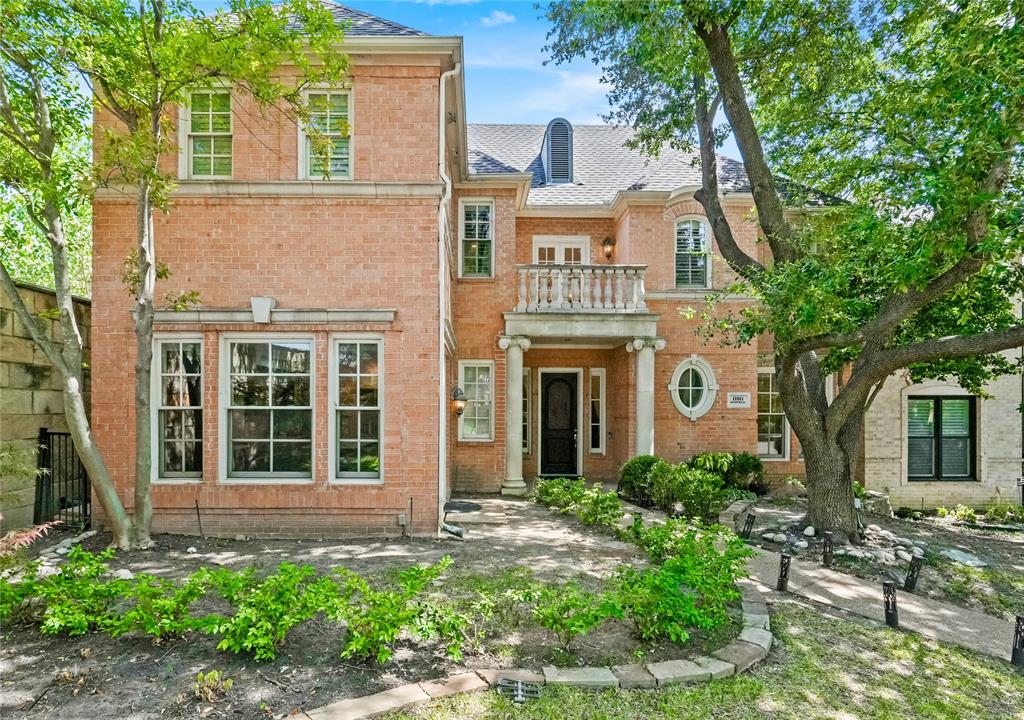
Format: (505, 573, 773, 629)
(936, 505, 978, 523)
(109, 572, 210, 639)
(617, 455, 662, 506)
(721, 488, 758, 504)
(851, 481, 868, 501)
(533, 477, 587, 511)
(983, 502, 1024, 524)
(0, 562, 41, 622)
(688, 452, 767, 495)
(531, 580, 620, 648)
(575, 485, 624, 528)
(649, 461, 724, 520)
(193, 669, 233, 703)
(34, 547, 129, 635)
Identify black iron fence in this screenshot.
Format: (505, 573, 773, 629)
(33, 427, 90, 529)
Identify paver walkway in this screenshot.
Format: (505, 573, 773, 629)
(745, 546, 1016, 662)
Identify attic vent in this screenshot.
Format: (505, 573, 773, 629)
(542, 118, 573, 184)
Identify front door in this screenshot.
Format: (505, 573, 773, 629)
(541, 372, 578, 476)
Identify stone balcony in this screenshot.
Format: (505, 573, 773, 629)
(514, 264, 647, 313)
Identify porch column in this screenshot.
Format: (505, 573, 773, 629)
(627, 337, 666, 456)
(499, 335, 531, 496)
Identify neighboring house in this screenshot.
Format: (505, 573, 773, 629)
(88, 4, 1022, 538)
(0, 281, 91, 530)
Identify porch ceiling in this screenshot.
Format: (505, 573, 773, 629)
(502, 311, 659, 340)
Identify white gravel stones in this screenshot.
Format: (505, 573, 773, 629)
(772, 533, 788, 543)
(186, 546, 198, 553)
(793, 540, 809, 550)
(803, 526, 816, 537)
(110, 568, 135, 580)
(896, 549, 913, 562)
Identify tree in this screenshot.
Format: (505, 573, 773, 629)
(546, 0, 1024, 539)
(0, 0, 128, 542)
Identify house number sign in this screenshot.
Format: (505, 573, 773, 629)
(727, 392, 751, 409)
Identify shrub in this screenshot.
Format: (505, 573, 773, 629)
(650, 462, 724, 520)
(0, 562, 40, 623)
(984, 502, 1024, 524)
(576, 485, 624, 528)
(617, 455, 663, 506)
(852, 481, 869, 500)
(35, 548, 131, 636)
(534, 477, 587, 511)
(531, 580, 620, 648)
(721, 488, 758, 504)
(937, 504, 977, 523)
(202, 563, 326, 660)
(110, 572, 210, 639)
(193, 669, 233, 703)
(688, 451, 766, 494)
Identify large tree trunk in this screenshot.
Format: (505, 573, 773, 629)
(801, 431, 862, 542)
(132, 187, 156, 548)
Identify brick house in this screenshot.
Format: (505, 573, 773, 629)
(89, 4, 1022, 538)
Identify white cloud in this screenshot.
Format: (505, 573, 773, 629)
(513, 69, 609, 124)
(480, 9, 515, 27)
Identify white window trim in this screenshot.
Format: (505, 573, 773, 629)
(457, 197, 495, 279)
(589, 368, 606, 455)
(458, 359, 495, 441)
(151, 334, 204, 484)
(674, 216, 712, 290)
(668, 355, 718, 420)
(177, 86, 233, 180)
(522, 367, 532, 455)
(328, 334, 384, 484)
(757, 366, 791, 461)
(531, 235, 590, 264)
(297, 87, 354, 181)
(217, 333, 316, 484)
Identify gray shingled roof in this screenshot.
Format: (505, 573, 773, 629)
(305, 1, 428, 37)
(468, 124, 752, 206)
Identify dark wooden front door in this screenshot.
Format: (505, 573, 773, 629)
(541, 372, 578, 476)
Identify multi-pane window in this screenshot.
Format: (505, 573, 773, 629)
(675, 219, 709, 288)
(460, 201, 493, 277)
(590, 369, 605, 453)
(522, 369, 531, 453)
(459, 362, 493, 440)
(306, 91, 351, 179)
(188, 91, 231, 178)
(227, 340, 312, 478)
(908, 397, 975, 480)
(336, 340, 381, 478)
(669, 358, 716, 419)
(757, 371, 787, 458)
(157, 340, 203, 477)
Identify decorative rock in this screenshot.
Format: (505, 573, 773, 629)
(896, 550, 913, 562)
(896, 537, 914, 548)
(866, 524, 882, 533)
(542, 666, 618, 688)
(186, 546, 198, 554)
(306, 684, 430, 720)
(912, 546, 925, 557)
(739, 627, 773, 652)
(419, 673, 487, 698)
(35, 565, 60, 579)
(54, 547, 69, 556)
(111, 569, 135, 580)
(693, 655, 735, 679)
(793, 540, 809, 550)
(772, 533, 788, 543)
(833, 548, 847, 556)
(881, 551, 897, 564)
(646, 659, 711, 686)
(914, 540, 929, 548)
(475, 669, 544, 686)
(803, 526, 815, 537)
(234, 534, 248, 541)
(761, 533, 776, 541)
(712, 641, 767, 674)
(611, 664, 657, 689)
(939, 549, 988, 567)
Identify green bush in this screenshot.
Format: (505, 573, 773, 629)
(534, 477, 587, 511)
(110, 572, 210, 639)
(983, 502, 1024, 524)
(688, 451, 766, 494)
(35, 548, 131, 636)
(937, 504, 978, 523)
(650, 461, 724, 520)
(576, 485, 624, 528)
(617, 455, 662, 506)
(531, 580, 620, 648)
(721, 488, 758, 504)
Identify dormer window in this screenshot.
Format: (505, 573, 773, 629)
(542, 118, 573, 184)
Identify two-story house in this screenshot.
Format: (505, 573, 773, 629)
(89, 4, 1023, 538)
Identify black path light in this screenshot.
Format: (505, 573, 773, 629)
(1013, 615, 1024, 667)
(904, 555, 924, 592)
(822, 531, 834, 567)
(883, 581, 899, 628)
(777, 552, 792, 592)
(741, 512, 756, 539)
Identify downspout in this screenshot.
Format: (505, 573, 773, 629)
(437, 62, 461, 533)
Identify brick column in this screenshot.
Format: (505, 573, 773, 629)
(499, 335, 530, 496)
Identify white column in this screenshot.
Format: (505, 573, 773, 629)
(628, 337, 666, 457)
(499, 335, 530, 496)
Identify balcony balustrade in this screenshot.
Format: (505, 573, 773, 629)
(514, 264, 647, 313)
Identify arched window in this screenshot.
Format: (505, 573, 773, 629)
(669, 356, 718, 420)
(675, 218, 710, 288)
(543, 118, 573, 184)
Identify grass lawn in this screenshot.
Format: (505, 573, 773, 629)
(385, 601, 1024, 720)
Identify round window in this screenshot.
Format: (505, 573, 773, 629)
(669, 357, 717, 419)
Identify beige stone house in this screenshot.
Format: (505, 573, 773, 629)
(85, 4, 1022, 538)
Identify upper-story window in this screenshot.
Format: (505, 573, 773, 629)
(304, 90, 351, 180)
(187, 90, 232, 178)
(542, 118, 573, 184)
(459, 199, 494, 277)
(675, 218, 711, 288)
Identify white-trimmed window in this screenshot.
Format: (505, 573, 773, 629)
(187, 90, 232, 178)
(224, 339, 313, 478)
(304, 90, 351, 180)
(590, 368, 605, 454)
(522, 368, 531, 453)
(675, 218, 710, 288)
(334, 339, 381, 480)
(154, 338, 203, 479)
(459, 361, 493, 440)
(459, 199, 494, 278)
(757, 369, 789, 459)
(668, 356, 717, 420)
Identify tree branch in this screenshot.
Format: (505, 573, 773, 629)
(0, 260, 66, 374)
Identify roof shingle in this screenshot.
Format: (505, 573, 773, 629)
(313, 1, 429, 37)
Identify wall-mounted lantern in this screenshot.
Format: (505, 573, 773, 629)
(451, 387, 467, 416)
(602, 236, 616, 260)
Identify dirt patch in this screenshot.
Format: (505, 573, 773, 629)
(1, 498, 739, 720)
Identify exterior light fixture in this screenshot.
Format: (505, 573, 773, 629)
(740, 512, 755, 539)
(904, 555, 923, 592)
(602, 236, 616, 260)
(777, 552, 791, 592)
(883, 581, 899, 627)
(822, 530, 834, 567)
(451, 387, 467, 416)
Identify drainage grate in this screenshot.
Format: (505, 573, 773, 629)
(495, 678, 541, 705)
